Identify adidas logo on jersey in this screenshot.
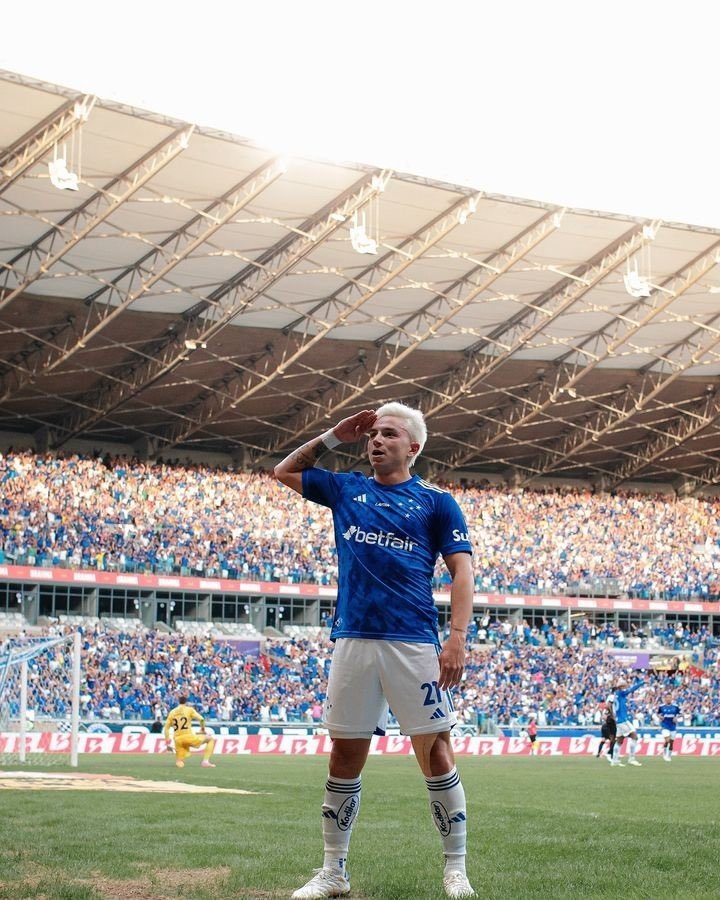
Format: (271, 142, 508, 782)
(429, 708, 446, 720)
(352, 494, 367, 503)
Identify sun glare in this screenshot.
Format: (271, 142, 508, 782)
(2, 1, 718, 228)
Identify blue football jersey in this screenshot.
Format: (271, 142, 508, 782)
(608, 679, 643, 724)
(658, 703, 680, 730)
(302, 470, 472, 645)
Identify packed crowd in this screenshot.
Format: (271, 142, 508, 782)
(3, 449, 720, 600)
(3, 618, 718, 729)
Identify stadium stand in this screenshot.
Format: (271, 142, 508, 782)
(3, 449, 720, 601)
(2, 451, 719, 735)
(1, 619, 717, 729)
(0, 610, 27, 631)
(214, 622, 265, 640)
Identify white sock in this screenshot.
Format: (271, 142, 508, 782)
(425, 766, 468, 875)
(321, 776, 361, 876)
(628, 738, 638, 758)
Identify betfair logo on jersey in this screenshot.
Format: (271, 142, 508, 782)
(342, 524, 416, 551)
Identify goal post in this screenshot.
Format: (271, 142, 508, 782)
(0, 630, 81, 767)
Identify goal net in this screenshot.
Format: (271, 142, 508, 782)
(0, 631, 81, 767)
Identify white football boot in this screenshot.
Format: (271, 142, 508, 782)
(291, 868, 350, 899)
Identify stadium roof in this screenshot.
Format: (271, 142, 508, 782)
(2, 69, 720, 494)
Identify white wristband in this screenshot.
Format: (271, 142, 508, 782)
(321, 429, 342, 449)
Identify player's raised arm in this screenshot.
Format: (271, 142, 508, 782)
(273, 409, 377, 494)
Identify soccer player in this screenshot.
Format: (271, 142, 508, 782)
(607, 676, 644, 767)
(163, 694, 216, 769)
(527, 716, 538, 755)
(658, 694, 681, 762)
(275, 403, 476, 899)
(596, 707, 616, 762)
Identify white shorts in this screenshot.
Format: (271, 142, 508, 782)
(616, 720, 636, 738)
(323, 638, 458, 739)
(661, 728, 676, 739)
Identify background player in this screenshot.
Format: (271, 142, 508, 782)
(596, 707, 617, 762)
(657, 694, 681, 762)
(163, 694, 216, 769)
(527, 715, 538, 756)
(608, 676, 644, 767)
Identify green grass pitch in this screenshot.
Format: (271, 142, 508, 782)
(1, 754, 718, 899)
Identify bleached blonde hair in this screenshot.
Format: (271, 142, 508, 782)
(374, 401, 427, 466)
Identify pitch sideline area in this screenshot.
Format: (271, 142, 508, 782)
(2, 755, 718, 899)
(0, 769, 261, 793)
(3, 730, 720, 757)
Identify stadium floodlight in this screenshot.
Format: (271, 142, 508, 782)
(623, 231, 657, 299)
(623, 267, 652, 298)
(47, 100, 92, 192)
(48, 155, 79, 191)
(350, 210, 378, 254)
(457, 196, 478, 226)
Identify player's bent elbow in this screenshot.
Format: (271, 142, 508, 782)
(274, 465, 303, 494)
(273, 463, 290, 483)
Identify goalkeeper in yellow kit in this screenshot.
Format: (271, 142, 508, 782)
(163, 695, 216, 768)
